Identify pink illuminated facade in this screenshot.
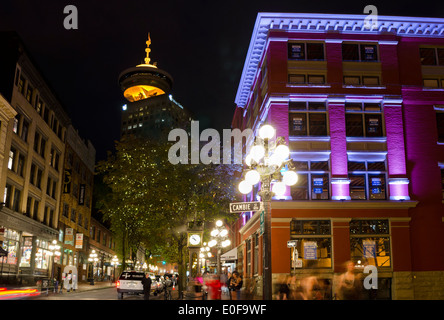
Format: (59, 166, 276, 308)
(231, 13, 444, 299)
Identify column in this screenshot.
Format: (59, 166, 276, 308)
(328, 102, 351, 200)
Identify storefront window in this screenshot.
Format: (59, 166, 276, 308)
(19, 236, 33, 267)
(350, 219, 391, 268)
(1, 228, 20, 265)
(35, 239, 50, 270)
(290, 219, 332, 269)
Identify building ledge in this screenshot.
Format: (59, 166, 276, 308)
(271, 200, 418, 210)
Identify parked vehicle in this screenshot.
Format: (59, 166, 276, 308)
(116, 271, 145, 300)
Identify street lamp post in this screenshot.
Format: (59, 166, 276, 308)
(238, 124, 298, 300)
(48, 240, 61, 284)
(208, 220, 231, 275)
(111, 255, 119, 283)
(88, 250, 98, 285)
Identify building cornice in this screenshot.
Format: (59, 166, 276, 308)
(235, 12, 444, 108)
(271, 200, 418, 210)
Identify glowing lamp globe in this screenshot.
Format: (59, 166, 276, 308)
(250, 145, 265, 162)
(283, 170, 298, 186)
(272, 181, 287, 197)
(211, 229, 219, 237)
(245, 154, 253, 166)
(215, 220, 223, 227)
(245, 170, 260, 185)
(275, 145, 290, 161)
(259, 125, 275, 140)
(220, 229, 228, 237)
(268, 153, 283, 167)
(238, 180, 253, 194)
(208, 240, 217, 247)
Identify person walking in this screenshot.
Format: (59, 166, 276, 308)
(142, 273, 152, 300)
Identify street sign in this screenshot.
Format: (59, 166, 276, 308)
(259, 210, 264, 235)
(229, 201, 261, 213)
(287, 240, 297, 248)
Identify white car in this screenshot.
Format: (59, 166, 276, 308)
(117, 271, 147, 299)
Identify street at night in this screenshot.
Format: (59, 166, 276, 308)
(0, 2, 444, 318)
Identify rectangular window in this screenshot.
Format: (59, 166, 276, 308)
(288, 74, 306, 84)
(289, 102, 327, 136)
(307, 75, 325, 84)
(17, 76, 25, 94)
(291, 161, 330, 200)
(288, 42, 324, 60)
(348, 160, 387, 200)
(290, 219, 332, 269)
(343, 43, 378, 61)
(345, 103, 383, 137)
(12, 188, 21, 211)
(63, 203, 69, 218)
(350, 219, 391, 268)
(423, 79, 439, 88)
(71, 209, 76, 222)
(419, 47, 444, 66)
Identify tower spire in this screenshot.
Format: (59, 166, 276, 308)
(144, 33, 152, 65)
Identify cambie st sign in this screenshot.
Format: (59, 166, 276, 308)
(229, 201, 261, 213)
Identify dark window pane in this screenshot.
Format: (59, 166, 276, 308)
(361, 45, 378, 61)
(369, 174, 386, 200)
(311, 173, 329, 200)
(309, 113, 327, 136)
(290, 113, 307, 136)
(367, 162, 386, 171)
(420, 48, 436, 65)
(288, 43, 305, 60)
(438, 49, 444, 66)
(294, 161, 309, 171)
(291, 173, 308, 200)
(289, 74, 305, 83)
(308, 102, 326, 111)
(307, 43, 324, 60)
(346, 114, 364, 136)
(348, 162, 366, 171)
(310, 161, 329, 171)
(364, 103, 381, 112)
(350, 174, 366, 200)
(345, 103, 362, 111)
(289, 102, 307, 110)
(342, 44, 359, 61)
(365, 114, 382, 137)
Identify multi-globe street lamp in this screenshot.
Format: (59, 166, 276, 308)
(111, 255, 119, 282)
(208, 220, 231, 275)
(88, 249, 98, 285)
(48, 240, 61, 283)
(238, 124, 298, 300)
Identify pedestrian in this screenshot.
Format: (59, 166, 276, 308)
(276, 275, 290, 300)
(336, 261, 362, 300)
(227, 272, 233, 300)
(220, 272, 228, 295)
(230, 272, 242, 300)
(164, 276, 173, 300)
(142, 273, 152, 300)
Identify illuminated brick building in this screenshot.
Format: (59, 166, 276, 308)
(231, 13, 444, 299)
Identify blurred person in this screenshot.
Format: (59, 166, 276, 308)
(276, 274, 290, 300)
(227, 272, 233, 300)
(142, 273, 152, 300)
(164, 276, 173, 300)
(230, 271, 243, 300)
(336, 261, 362, 300)
(207, 275, 222, 300)
(220, 272, 228, 295)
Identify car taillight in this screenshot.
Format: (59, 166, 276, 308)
(116, 281, 120, 288)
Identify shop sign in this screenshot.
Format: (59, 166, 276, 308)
(65, 228, 74, 245)
(304, 241, 317, 260)
(75, 233, 83, 249)
(363, 240, 376, 258)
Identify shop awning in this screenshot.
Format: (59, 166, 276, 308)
(220, 247, 237, 262)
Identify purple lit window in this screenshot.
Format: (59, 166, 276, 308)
(345, 103, 383, 137)
(343, 43, 377, 61)
(288, 42, 324, 60)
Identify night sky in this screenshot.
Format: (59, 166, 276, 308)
(1, 0, 443, 162)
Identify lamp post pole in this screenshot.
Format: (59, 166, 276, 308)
(237, 124, 298, 300)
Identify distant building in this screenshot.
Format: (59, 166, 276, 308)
(89, 217, 117, 281)
(58, 125, 96, 283)
(232, 13, 444, 300)
(0, 32, 70, 285)
(118, 34, 191, 140)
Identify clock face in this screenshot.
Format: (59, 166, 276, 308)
(189, 234, 201, 246)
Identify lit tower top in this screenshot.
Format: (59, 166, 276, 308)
(118, 33, 173, 102)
